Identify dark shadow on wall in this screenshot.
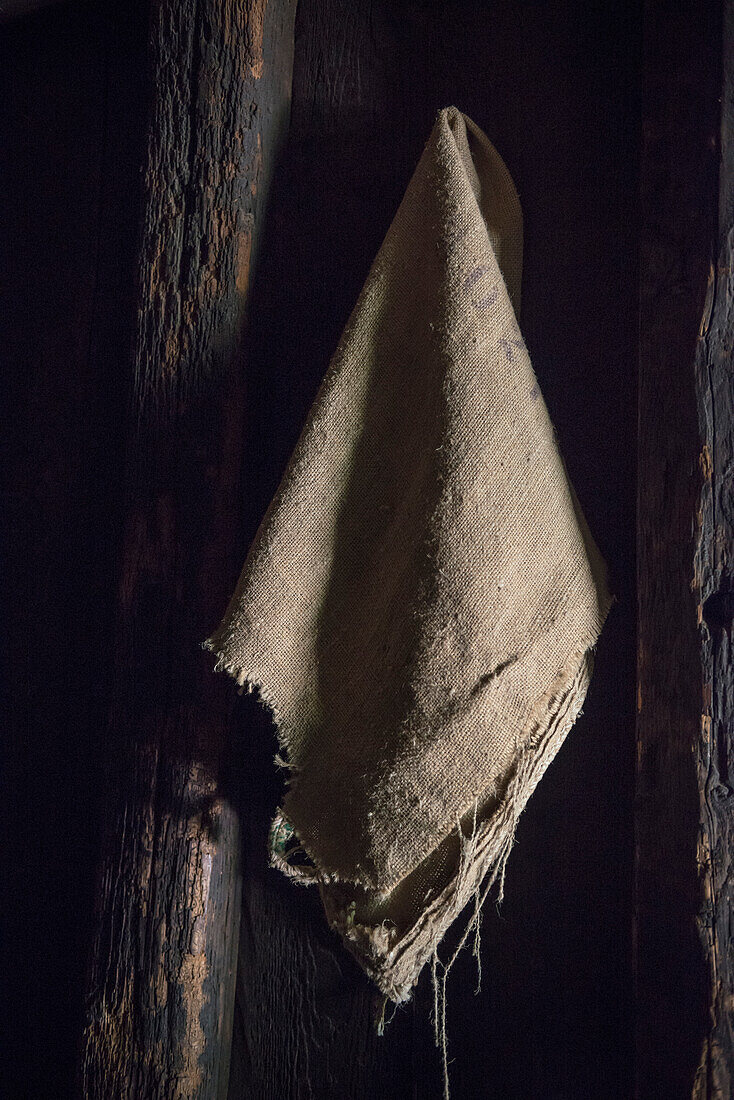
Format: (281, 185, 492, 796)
(0, 2, 150, 1097)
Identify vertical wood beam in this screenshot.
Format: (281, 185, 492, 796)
(637, 2, 724, 1097)
(79, 2, 296, 1096)
(694, 3, 734, 1094)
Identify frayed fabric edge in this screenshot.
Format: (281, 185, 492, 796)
(339, 643, 596, 1100)
(425, 650, 595, 1100)
(203, 630, 601, 998)
(203, 635, 363, 889)
(204, 613, 610, 1100)
(321, 644, 596, 995)
(203, 595, 611, 999)
(205, 595, 613, 893)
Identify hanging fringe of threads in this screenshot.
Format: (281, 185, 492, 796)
(375, 993, 399, 1037)
(289, 659, 595, 1100)
(472, 890, 483, 997)
(429, 793, 521, 1100)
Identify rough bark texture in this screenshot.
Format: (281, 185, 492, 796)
(694, 2, 734, 1094)
(225, 2, 638, 1097)
(637, 2, 724, 1098)
(79, 2, 296, 1097)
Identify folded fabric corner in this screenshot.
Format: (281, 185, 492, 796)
(205, 105, 612, 1002)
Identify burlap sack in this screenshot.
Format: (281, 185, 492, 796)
(206, 106, 611, 1003)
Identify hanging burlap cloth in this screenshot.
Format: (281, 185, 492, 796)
(206, 106, 611, 1004)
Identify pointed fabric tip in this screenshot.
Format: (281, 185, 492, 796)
(205, 107, 612, 1002)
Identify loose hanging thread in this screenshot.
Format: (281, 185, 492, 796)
(429, 802, 518, 1100)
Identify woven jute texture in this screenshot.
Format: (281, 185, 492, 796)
(206, 106, 611, 1002)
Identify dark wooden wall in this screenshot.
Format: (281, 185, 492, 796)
(637, 2, 722, 1097)
(1, 1, 727, 1099)
(1, 4, 149, 1096)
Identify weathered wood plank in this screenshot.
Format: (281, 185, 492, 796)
(637, 2, 722, 1097)
(79, 2, 297, 1097)
(693, 2, 734, 1094)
